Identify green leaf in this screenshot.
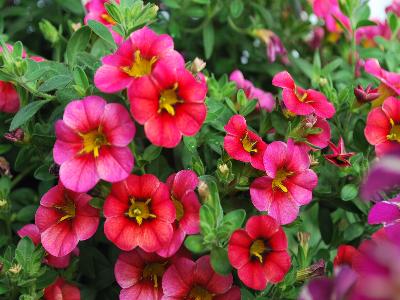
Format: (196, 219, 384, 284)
(318, 206, 333, 244)
(34, 165, 55, 181)
(90, 197, 105, 209)
(203, 23, 214, 59)
(239, 99, 258, 116)
(184, 235, 207, 254)
(200, 204, 216, 235)
(36, 269, 58, 290)
(356, 19, 377, 29)
(221, 209, 246, 232)
(230, 0, 244, 18)
(16, 205, 37, 222)
(55, 0, 84, 14)
(162, 0, 181, 8)
(38, 75, 72, 92)
(15, 237, 35, 271)
(183, 136, 198, 154)
(87, 20, 117, 50)
(341, 184, 358, 201)
(66, 26, 91, 65)
(388, 12, 398, 33)
(142, 145, 162, 162)
(10, 100, 51, 131)
(241, 288, 255, 300)
(343, 222, 364, 242)
(210, 247, 231, 275)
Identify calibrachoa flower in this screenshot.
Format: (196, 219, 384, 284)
(162, 255, 241, 299)
(250, 140, 318, 224)
(103, 174, 175, 252)
(354, 84, 380, 104)
(368, 196, 400, 243)
(295, 114, 331, 151)
(364, 97, 400, 157)
(228, 215, 291, 290)
(333, 245, 359, 268)
(129, 64, 207, 148)
(272, 71, 335, 118)
(44, 277, 80, 300)
(386, 0, 400, 16)
(94, 26, 184, 94)
(364, 58, 400, 106)
(84, 0, 123, 44)
(17, 224, 78, 269)
(35, 182, 99, 257)
(313, 0, 351, 34)
(356, 21, 391, 48)
(324, 137, 355, 167)
(224, 114, 267, 171)
(157, 170, 200, 258)
(0, 81, 20, 113)
(115, 249, 168, 300)
(253, 29, 289, 64)
(53, 96, 135, 192)
(229, 70, 275, 112)
(308, 27, 325, 50)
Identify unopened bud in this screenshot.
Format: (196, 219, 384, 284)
(319, 77, 328, 86)
(13, 58, 27, 76)
(8, 264, 22, 275)
(0, 157, 11, 176)
(39, 19, 59, 44)
(297, 232, 310, 249)
(71, 22, 82, 32)
(190, 57, 206, 73)
(0, 199, 7, 208)
(218, 163, 229, 175)
(296, 259, 325, 281)
(4, 128, 24, 142)
(309, 154, 319, 167)
(198, 181, 210, 202)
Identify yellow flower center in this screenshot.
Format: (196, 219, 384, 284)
(142, 262, 167, 288)
(121, 50, 157, 78)
(241, 132, 258, 153)
(272, 169, 293, 193)
(188, 286, 214, 300)
(79, 127, 109, 158)
(158, 83, 182, 116)
(250, 239, 267, 263)
(387, 118, 400, 142)
(295, 86, 308, 102)
(172, 196, 184, 221)
(101, 13, 116, 25)
(54, 197, 76, 222)
(127, 197, 156, 225)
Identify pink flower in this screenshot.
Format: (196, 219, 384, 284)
(115, 249, 166, 300)
(161, 255, 240, 300)
(356, 21, 391, 48)
(313, 0, 351, 34)
(35, 183, 99, 257)
(44, 277, 80, 300)
(53, 95, 135, 192)
(272, 71, 335, 118)
(129, 64, 207, 148)
(354, 84, 380, 104)
(386, 0, 400, 16)
(84, 0, 123, 44)
(308, 27, 325, 50)
(364, 97, 400, 157)
(368, 195, 400, 244)
(103, 174, 175, 252)
(324, 137, 355, 167)
(0, 81, 20, 113)
(224, 115, 267, 170)
(229, 70, 275, 112)
(157, 170, 200, 258)
(17, 224, 78, 269)
(253, 29, 289, 64)
(94, 27, 184, 94)
(296, 114, 331, 151)
(228, 215, 291, 290)
(333, 245, 359, 268)
(250, 140, 318, 224)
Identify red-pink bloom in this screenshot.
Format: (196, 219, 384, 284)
(296, 114, 331, 151)
(162, 255, 240, 300)
(35, 183, 99, 257)
(228, 215, 291, 291)
(17, 224, 78, 269)
(157, 170, 200, 258)
(386, 0, 400, 16)
(0, 81, 20, 113)
(104, 174, 175, 252)
(44, 277, 80, 300)
(250, 140, 318, 224)
(84, 0, 123, 44)
(272, 71, 335, 118)
(333, 245, 359, 268)
(308, 27, 325, 50)
(94, 26, 184, 94)
(356, 21, 391, 48)
(253, 29, 289, 64)
(313, 0, 351, 34)
(229, 70, 275, 112)
(324, 137, 355, 167)
(354, 84, 380, 104)
(129, 65, 207, 148)
(115, 249, 168, 300)
(53, 96, 135, 192)
(224, 115, 267, 170)
(365, 97, 400, 157)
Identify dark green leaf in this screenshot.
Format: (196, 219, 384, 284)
(203, 23, 214, 59)
(318, 206, 333, 244)
(88, 20, 116, 50)
(10, 100, 51, 131)
(38, 75, 72, 92)
(66, 26, 91, 64)
(142, 145, 162, 162)
(210, 247, 231, 275)
(341, 184, 358, 201)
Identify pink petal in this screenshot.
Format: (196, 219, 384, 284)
(263, 251, 291, 283)
(283, 89, 314, 116)
(120, 282, 160, 300)
(96, 146, 133, 183)
(224, 135, 252, 163)
(365, 108, 390, 145)
(272, 71, 295, 89)
(170, 170, 199, 199)
(237, 261, 267, 291)
(228, 229, 252, 269)
(101, 103, 135, 146)
(17, 224, 41, 246)
(35, 206, 62, 232)
(103, 195, 129, 218)
(368, 201, 400, 224)
(104, 217, 139, 251)
(162, 257, 195, 297)
(115, 251, 144, 288)
(175, 103, 207, 136)
(382, 96, 400, 122)
(250, 176, 274, 211)
(94, 64, 133, 93)
(286, 143, 310, 172)
(268, 192, 299, 225)
(156, 227, 185, 258)
(263, 141, 288, 177)
(245, 215, 280, 240)
(72, 214, 99, 241)
(41, 222, 78, 257)
(139, 220, 173, 252)
(144, 114, 182, 148)
(307, 90, 335, 118)
(177, 69, 207, 103)
(179, 191, 200, 234)
(224, 114, 247, 136)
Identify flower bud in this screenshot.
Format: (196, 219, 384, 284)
(296, 259, 326, 281)
(8, 264, 22, 275)
(354, 84, 379, 104)
(190, 57, 206, 73)
(39, 19, 59, 45)
(71, 22, 82, 32)
(4, 128, 24, 142)
(198, 181, 210, 202)
(0, 157, 11, 176)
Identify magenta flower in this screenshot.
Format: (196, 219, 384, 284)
(272, 71, 335, 118)
(356, 21, 391, 48)
(308, 27, 325, 50)
(157, 170, 200, 258)
(224, 115, 267, 171)
(17, 224, 79, 269)
(0, 81, 20, 113)
(253, 29, 288, 64)
(250, 139, 318, 224)
(229, 70, 275, 112)
(35, 183, 99, 257)
(354, 84, 380, 104)
(84, 0, 123, 44)
(297, 114, 331, 152)
(324, 137, 355, 167)
(53, 96, 135, 192)
(313, 0, 351, 34)
(94, 27, 184, 94)
(386, 0, 400, 16)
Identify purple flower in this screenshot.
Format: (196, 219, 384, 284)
(253, 29, 289, 64)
